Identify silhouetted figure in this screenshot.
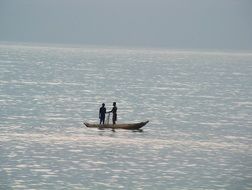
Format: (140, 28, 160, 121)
(99, 103, 106, 125)
(108, 102, 117, 125)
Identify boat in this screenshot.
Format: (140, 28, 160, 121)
(84, 120, 149, 130)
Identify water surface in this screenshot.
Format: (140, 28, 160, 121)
(0, 44, 251, 189)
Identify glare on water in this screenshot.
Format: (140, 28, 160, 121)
(0, 44, 251, 189)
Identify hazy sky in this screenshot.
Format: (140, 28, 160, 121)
(0, 0, 252, 50)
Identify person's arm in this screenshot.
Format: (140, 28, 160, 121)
(106, 108, 112, 113)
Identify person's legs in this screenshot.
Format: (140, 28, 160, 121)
(101, 116, 105, 125)
(112, 115, 116, 125)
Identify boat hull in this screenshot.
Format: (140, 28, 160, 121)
(84, 121, 149, 130)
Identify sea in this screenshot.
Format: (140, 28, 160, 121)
(0, 43, 251, 190)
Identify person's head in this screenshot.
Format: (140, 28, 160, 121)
(102, 103, 105, 107)
(113, 102, 116, 106)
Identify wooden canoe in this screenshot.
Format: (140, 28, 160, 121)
(84, 120, 149, 130)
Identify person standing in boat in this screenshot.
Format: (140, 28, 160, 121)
(108, 102, 117, 125)
(99, 103, 106, 125)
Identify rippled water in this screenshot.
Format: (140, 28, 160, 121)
(0, 44, 251, 189)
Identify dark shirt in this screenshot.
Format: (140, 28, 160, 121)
(111, 106, 117, 114)
(99, 107, 106, 118)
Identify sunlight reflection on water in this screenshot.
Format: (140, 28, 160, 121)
(0, 44, 252, 189)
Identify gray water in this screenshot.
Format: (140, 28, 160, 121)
(0, 44, 251, 190)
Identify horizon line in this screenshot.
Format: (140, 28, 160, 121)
(1, 40, 252, 55)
